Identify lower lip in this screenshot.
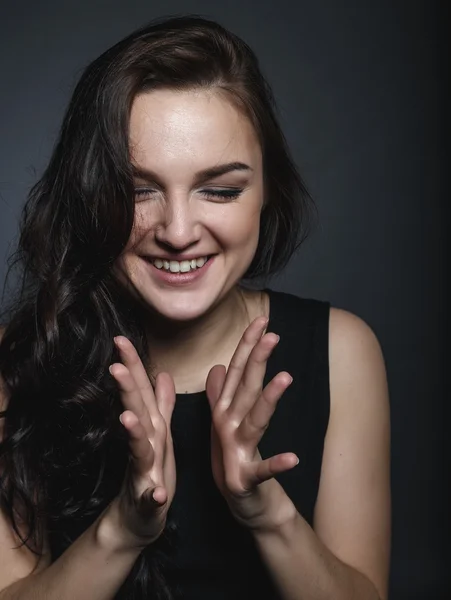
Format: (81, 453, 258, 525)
(143, 257, 215, 286)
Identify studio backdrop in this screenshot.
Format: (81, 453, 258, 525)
(0, 1, 446, 599)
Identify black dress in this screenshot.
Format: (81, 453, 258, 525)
(166, 288, 331, 599)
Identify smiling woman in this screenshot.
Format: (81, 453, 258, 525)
(0, 13, 390, 600)
(120, 89, 264, 323)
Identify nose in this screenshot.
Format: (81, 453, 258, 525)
(154, 195, 201, 250)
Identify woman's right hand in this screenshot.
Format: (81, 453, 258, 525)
(107, 335, 176, 549)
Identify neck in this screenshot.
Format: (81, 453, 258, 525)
(145, 286, 259, 393)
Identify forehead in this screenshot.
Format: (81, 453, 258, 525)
(128, 89, 261, 171)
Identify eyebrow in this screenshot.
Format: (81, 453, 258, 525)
(131, 161, 253, 185)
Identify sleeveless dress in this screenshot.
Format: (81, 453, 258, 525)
(165, 288, 331, 599)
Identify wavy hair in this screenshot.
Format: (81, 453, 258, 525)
(0, 14, 316, 599)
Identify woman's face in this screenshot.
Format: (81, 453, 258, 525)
(118, 88, 264, 322)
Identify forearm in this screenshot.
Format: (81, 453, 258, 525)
(253, 512, 381, 600)
(0, 501, 143, 600)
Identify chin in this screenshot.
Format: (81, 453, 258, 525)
(137, 288, 224, 324)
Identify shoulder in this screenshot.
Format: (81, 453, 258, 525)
(266, 288, 388, 387)
(270, 293, 387, 404)
(328, 307, 389, 415)
(329, 306, 382, 353)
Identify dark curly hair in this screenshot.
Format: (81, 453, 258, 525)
(0, 14, 316, 599)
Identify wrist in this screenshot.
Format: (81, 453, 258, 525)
(95, 499, 148, 556)
(242, 479, 299, 536)
(252, 505, 302, 540)
(251, 505, 300, 542)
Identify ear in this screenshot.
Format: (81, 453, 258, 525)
(205, 364, 227, 411)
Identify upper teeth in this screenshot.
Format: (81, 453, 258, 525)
(152, 257, 208, 272)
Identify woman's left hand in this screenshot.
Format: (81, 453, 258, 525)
(206, 316, 299, 532)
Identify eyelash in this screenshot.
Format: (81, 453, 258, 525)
(134, 188, 243, 202)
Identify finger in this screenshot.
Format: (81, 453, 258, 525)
(119, 410, 155, 476)
(110, 362, 155, 437)
(206, 364, 227, 411)
(226, 332, 280, 421)
(219, 316, 268, 408)
(153, 372, 177, 485)
(239, 372, 293, 443)
(154, 372, 176, 428)
(114, 336, 159, 420)
(244, 453, 299, 488)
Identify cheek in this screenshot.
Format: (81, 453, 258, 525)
(218, 204, 262, 250)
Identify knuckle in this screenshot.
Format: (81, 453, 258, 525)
(261, 390, 277, 406)
(227, 360, 242, 374)
(213, 413, 235, 434)
(246, 418, 268, 434)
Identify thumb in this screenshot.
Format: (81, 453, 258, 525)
(206, 364, 227, 410)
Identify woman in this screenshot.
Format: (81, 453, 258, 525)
(0, 14, 390, 600)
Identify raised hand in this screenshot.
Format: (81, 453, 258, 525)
(108, 336, 176, 548)
(206, 317, 298, 531)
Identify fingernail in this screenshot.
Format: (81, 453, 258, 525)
(119, 414, 124, 425)
(109, 365, 114, 375)
(274, 334, 280, 344)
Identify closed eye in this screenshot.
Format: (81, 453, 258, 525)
(134, 188, 158, 202)
(133, 188, 243, 202)
(200, 188, 243, 202)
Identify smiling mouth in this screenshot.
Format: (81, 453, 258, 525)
(143, 255, 213, 274)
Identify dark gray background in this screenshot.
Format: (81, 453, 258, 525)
(0, 1, 447, 598)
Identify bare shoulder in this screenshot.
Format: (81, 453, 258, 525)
(313, 307, 391, 600)
(328, 307, 389, 414)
